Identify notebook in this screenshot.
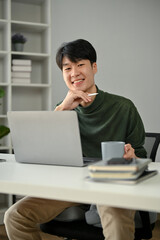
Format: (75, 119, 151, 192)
(87, 158, 158, 184)
(86, 170, 158, 185)
(7, 111, 100, 167)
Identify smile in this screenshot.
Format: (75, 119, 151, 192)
(73, 79, 84, 84)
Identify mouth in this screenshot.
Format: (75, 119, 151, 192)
(72, 79, 84, 85)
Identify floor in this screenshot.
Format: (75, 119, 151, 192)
(0, 219, 160, 240)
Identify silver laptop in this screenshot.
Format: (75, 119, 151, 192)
(7, 111, 99, 167)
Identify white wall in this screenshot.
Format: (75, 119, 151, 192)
(51, 0, 160, 161)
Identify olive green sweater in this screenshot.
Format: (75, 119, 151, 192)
(74, 87, 147, 158)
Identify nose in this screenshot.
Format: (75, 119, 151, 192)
(71, 66, 80, 78)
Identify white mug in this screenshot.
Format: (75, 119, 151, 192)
(101, 141, 125, 162)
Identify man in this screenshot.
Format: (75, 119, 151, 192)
(4, 39, 146, 240)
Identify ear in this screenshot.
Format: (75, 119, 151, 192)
(92, 62, 97, 74)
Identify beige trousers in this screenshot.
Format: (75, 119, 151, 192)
(97, 205, 135, 240)
(4, 196, 135, 240)
(4, 197, 80, 240)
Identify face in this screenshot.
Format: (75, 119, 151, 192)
(62, 57, 97, 93)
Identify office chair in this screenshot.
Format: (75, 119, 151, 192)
(134, 132, 160, 240)
(40, 132, 159, 240)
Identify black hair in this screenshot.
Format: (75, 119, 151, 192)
(56, 39, 97, 70)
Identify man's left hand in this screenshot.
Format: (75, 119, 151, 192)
(123, 144, 137, 159)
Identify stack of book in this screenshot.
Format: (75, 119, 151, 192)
(11, 59, 32, 84)
(88, 158, 157, 184)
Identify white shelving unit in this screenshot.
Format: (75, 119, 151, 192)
(0, 194, 13, 224)
(0, 0, 51, 224)
(0, 0, 52, 153)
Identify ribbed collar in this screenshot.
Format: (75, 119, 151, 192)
(76, 86, 106, 114)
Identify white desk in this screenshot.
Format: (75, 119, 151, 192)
(0, 154, 160, 212)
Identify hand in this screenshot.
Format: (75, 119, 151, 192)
(123, 144, 137, 159)
(55, 90, 92, 111)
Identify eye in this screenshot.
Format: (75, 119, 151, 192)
(78, 63, 84, 67)
(64, 67, 71, 71)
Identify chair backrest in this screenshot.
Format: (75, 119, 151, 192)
(144, 132, 160, 162)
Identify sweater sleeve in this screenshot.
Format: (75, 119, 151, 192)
(125, 101, 147, 158)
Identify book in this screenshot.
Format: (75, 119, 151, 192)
(88, 158, 151, 173)
(87, 170, 158, 185)
(12, 78, 31, 84)
(89, 166, 147, 180)
(12, 65, 32, 72)
(11, 71, 31, 78)
(12, 59, 32, 66)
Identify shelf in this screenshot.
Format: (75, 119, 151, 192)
(0, 0, 51, 214)
(0, 82, 9, 86)
(0, 115, 7, 118)
(0, 115, 9, 124)
(0, 51, 8, 58)
(0, 20, 8, 51)
(0, 0, 8, 20)
(0, 208, 7, 224)
(12, 88, 51, 111)
(0, 0, 51, 153)
(0, 20, 7, 28)
(0, 194, 13, 225)
(11, 30, 49, 53)
(11, 21, 49, 33)
(11, 83, 50, 88)
(0, 206, 8, 213)
(0, 146, 10, 151)
(12, 51, 49, 60)
(0, 194, 11, 224)
(11, 0, 49, 24)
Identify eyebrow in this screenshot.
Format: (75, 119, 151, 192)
(62, 63, 70, 67)
(62, 59, 85, 68)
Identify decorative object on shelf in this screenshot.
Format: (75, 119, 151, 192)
(0, 88, 10, 139)
(11, 59, 32, 84)
(11, 33, 27, 52)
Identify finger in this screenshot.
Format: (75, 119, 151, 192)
(74, 92, 92, 103)
(124, 144, 131, 153)
(124, 144, 136, 159)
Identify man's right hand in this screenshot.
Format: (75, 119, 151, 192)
(55, 90, 92, 111)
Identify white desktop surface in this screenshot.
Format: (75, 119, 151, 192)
(0, 154, 160, 212)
